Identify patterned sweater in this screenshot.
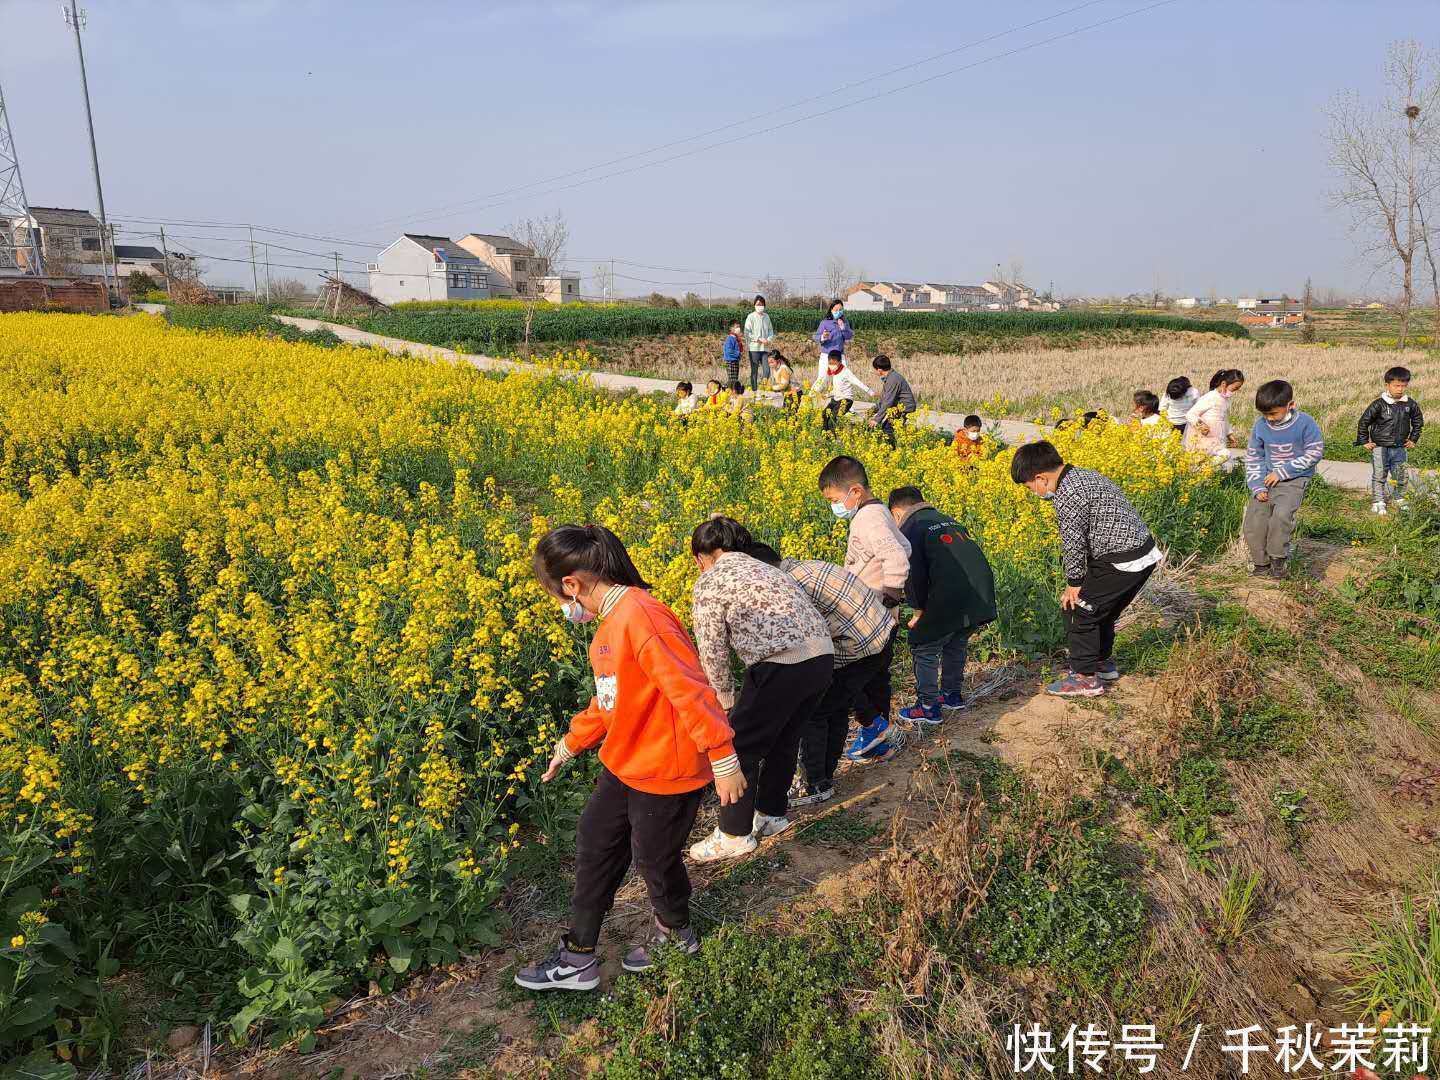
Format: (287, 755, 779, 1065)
(1245, 410, 1324, 495)
(1049, 465, 1155, 586)
(691, 551, 833, 708)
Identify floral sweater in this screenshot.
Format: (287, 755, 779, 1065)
(691, 552, 833, 708)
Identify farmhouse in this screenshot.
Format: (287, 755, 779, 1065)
(847, 280, 1033, 311)
(1238, 298, 1304, 328)
(4, 207, 110, 276)
(367, 234, 491, 304)
(457, 233, 580, 302)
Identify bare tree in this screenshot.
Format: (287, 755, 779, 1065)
(507, 211, 570, 353)
(269, 277, 312, 304)
(822, 255, 861, 299)
(592, 261, 615, 301)
(1327, 40, 1440, 347)
(1006, 258, 1026, 291)
(1418, 197, 1440, 342)
(754, 275, 789, 303)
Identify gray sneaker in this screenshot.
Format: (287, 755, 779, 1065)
(514, 941, 600, 991)
(622, 919, 700, 974)
(1095, 661, 1120, 683)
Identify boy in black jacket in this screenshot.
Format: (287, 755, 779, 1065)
(1357, 366, 1423, 515)
(887, 486, 997, 725)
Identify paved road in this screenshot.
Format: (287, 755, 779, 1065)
(276, 315, 1403, 495)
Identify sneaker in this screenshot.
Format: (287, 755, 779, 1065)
(845, 716, 891, 759)
(752, 811, 793, 838)
(514, 941, 600, 992)
(688, 827, 758, 864)
(1268, 560, 1287, 579)
(940, 691, 967, 711)
(853, 739, 900, 764)
(1251, 564, 1271, 577)
(1045, 672, 1104, 698)
(1095, 661, 1121, 683)
(789, 781, 834, 809)
(898, 701, 943, 725)
(1372, 501, 1388, 515)
(1396, 497, 1409, 510)
(621, 919, 700, 974)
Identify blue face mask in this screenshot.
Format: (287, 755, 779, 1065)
(830, 500, 855, 520)
(560, 591, 596, 624)
(832, 310, 843, 320)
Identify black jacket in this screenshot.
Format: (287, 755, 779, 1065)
(898, 505, 997, 646)
(1357, 396, 1423, 448)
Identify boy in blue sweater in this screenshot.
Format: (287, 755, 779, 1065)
(1244, 380, 1324, 578)
(723, 322, 743, 387)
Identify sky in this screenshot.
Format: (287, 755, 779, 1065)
(1, 0, 1431, 296)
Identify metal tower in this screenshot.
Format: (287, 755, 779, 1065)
(0, 76, 43, 274)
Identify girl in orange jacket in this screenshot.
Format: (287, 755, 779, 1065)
(514, 524, 745, 993)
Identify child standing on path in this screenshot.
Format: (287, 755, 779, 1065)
(818, 456, 911, 757)
(723, 321, 743, 387)
(1357, 365, 1423, 515)
(887, 486, 997, 725)
(744, 542, 893, 806)
(1011, 442, 1162, 698)
(687, 518, 834, 863)
(1244, 380, 1324, 577)
(1184, 369, 1245, 462)
(517, 525, 744, 992)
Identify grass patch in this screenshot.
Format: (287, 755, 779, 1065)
(1344, 875, 1440, 1071)
(794, 807, 885, 847)
(690, 851, 791, 934)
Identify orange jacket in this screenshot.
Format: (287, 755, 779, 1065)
(953, 432, 986, 461)
(562, 588, 738, 794)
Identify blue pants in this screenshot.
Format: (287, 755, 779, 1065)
(748, 351, 767, 392)
(1371, 445, 1409, 501)
(910, 630, 970, 706)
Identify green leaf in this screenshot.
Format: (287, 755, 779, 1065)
(229, 894, 256, 915)
(268, 937, 301, 964)
(383, 935, 413, 974)
(297, 1032, 317, 1054)
(36, 923, 77, 960)
(364, 903, 399, 930)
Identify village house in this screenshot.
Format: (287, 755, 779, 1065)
(4, 206, 110, 276)
(457, 233, 580, 302)
(366, 234, 491, 304)
(847, 279, 1043, 311)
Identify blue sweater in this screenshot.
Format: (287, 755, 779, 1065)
(1245, 410, 1324, 494)
(723, 333, 742, 362)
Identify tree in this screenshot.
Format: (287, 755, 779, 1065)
(754, 275, 788, 304)
(592, 262, 615, 301)
(506, 211, 569, 354)
(822, 256, 861, 299)
(268, 277, 312, 304)
(125, 270, 157, 295)
(681, 291, 705, 308)
(1327, 40, 1440, 347)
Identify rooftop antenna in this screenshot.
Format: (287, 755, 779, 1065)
(0, 75, 44, 274)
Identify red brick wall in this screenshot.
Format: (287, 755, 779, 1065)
(0, 278, 109, 313)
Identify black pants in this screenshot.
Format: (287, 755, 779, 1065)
(1063, 562, 1155, 675)
(857, 625, 897, 723)
(719, 654, 833, 836)
(801, 649, 890, 785)
(726, 359, 740, 386)
(781, 390, 801, 412)
(569, 768, 704, 948)
(823, 398, 853, 431)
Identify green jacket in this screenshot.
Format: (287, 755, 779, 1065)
(897, 505, 997, 645)
(743, 310, 774, 353)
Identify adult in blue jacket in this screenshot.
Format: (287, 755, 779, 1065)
(812, 299, 854, 383)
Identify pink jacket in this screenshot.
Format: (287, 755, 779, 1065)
(1184, 389, 1231, 457)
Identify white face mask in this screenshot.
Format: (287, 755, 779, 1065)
(966, 430, 981, 441)
(755, 305, 764, 313)
(830, 500, 855, 520)
(560, 590, 595, 624)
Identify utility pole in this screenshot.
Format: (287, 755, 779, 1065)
(706, 271, 712, 308)
(331, 252, 342, 317)
(158, 224, 172, 292)
(0, 74, 43, 274)
(64, 1, 111, 299)
(247, 224, 259, 300)
(263, 243, 272, 303)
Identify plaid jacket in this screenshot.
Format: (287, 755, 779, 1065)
(781, 558, 891, 666)
(1050, 465, 1154, 586)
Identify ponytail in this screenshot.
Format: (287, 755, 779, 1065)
(534, 524, 651, 593)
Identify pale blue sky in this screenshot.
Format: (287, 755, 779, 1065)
(2, 0, 1432, 295)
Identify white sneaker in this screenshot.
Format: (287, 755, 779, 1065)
(1371, 501, 1388, 515)
(752, 812, 792, 838)
(1396, 498, 1409, 510)
(688, 827, 757, 864)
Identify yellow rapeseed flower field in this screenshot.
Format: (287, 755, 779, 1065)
(0, 312, 1232, 1043)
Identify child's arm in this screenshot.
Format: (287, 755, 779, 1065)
(845, 371, 874, 399)
(1244, 427, 1267, 496)
(1052, 500, 1089, 587)
(544, 697, 607, 779)
(1184, 393, 1208, 430)
(1409, 401, 1423, 447)
(636, 631, 739, 781)
(871, 520, 911, 601)
(904, 529, 928, 611)
(1273, 416, 1324, 481)
(690, 589, 738, 709)
(1356, 399, 1379, 446)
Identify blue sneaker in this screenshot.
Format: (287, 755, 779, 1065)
(845, 716, 890, 759)
(940, 691, 967, 711)
(853, 739, 900, 765)
(898, 701, 942, 726)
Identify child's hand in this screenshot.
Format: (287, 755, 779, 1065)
(907, 609, 923, 629)
(542, 740, 570, 782)
(1060, 585, 1081, 610)
(714, 771, 747, 806)
(1255, 489, 1270, 503)
(1364, 440, 1377, 450)
(1197, 422, 1210, 436)
(1264, 472, 1280, 488)
(1405, 439, 1416, 449)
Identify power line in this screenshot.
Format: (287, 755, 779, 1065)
(350, 0, 1116, 233)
